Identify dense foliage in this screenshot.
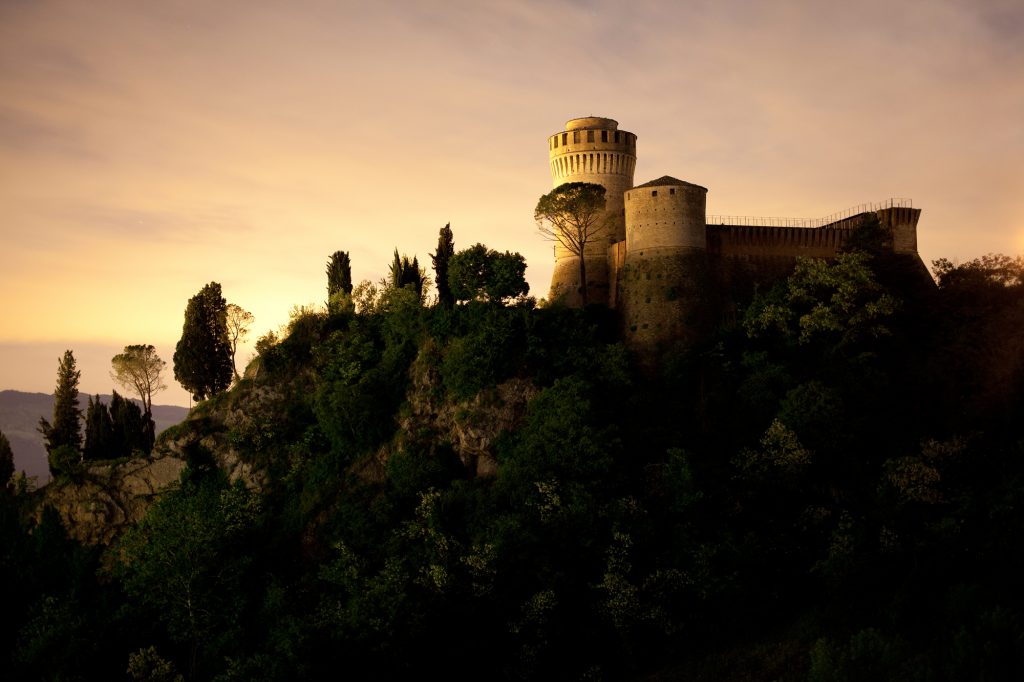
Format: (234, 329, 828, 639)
(448, 243, 530, 304)
(3, 249, 1023, 681)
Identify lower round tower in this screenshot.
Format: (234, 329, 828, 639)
(619, 176, 709, 353)
(546, 117, 636, 306)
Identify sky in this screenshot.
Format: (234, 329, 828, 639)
(1, 0, 1022, 407)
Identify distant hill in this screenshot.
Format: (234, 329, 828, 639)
(0, 390, 189, 483)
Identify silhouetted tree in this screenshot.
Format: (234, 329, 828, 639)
(431, 223, 456, 307)
(0, 429, 13, 490)
(111, 344, 167, 415)
(110, 391, 152, 456)
(38, 350, 82, 476)
(83, 395, 114, 461)
(387, 249, 429, 302)
(173, 282, 233, 402)
(225, 304, 254, 382)
(535, 182, 609, 305)
(327, 251, 353, 300)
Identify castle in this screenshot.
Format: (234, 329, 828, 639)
(545, 116, 928, 351)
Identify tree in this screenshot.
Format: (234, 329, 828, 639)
(37, 350, 82, 476)
(0, 429, 13, 491)
(117, 476, 257, 678)
(110, 390, 153, 456)
(83, 395, 113, 461)
(327, 251, 354, 300)
(534, 182, 610, 305)
(743, 252, 900, 352)
(431, 223, 456, 307)
(386, 249, 430, 302)
(111, 345, 167, 416)
(173, 282, 233, 402)
(225, 304, 254, 382)
(448, 243, 530, 304)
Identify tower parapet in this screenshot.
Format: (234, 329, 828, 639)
(547, 117, 636, 306)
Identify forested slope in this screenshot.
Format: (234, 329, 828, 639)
(1, 251, 1022, 681)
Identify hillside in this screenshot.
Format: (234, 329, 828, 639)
(1, 252, 1022, 681)
(0, 390, 188, 481)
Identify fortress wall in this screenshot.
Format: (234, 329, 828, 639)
(607, 241, 627, 309)
(708, 206, 921, 259)
(877, 207, 921, 254)
(707, 224, 853, 259)
(548, 254, 611, 307)
(618, 251, 710, 353)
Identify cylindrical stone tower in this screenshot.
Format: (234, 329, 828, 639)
(546, 117, 637, 306)
(619, 176, 709, 352)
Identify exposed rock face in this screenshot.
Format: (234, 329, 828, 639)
(34, 454, 186, 546)
(33, 349, 537, 544)
(400, 348, 538, 478)
(32, 380, 288, 545)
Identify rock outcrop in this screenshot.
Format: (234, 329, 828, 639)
(34, 454, 186, 546)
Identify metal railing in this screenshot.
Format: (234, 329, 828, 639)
(708, 198, 912, 229)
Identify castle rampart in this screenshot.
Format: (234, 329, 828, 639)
(542, 116, 927, 354)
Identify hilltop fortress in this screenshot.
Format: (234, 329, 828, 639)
(545, 116, 927, 351)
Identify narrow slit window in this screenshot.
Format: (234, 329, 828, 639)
(573, 131, 580, 144)
(601, 130, 608, 142)
(562, 133, 568, 145)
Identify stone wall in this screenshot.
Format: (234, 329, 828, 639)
(618, 250, 711, 354)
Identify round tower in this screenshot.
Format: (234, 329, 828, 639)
(546, 117, 636, 306)
(619, 176, 709, 352)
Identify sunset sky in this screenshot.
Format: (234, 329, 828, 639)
(2, 0, 1022, 407)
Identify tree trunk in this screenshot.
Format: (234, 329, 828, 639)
(578, 253, 588, 306)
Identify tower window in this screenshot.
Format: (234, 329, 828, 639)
(553, 137, 558, 148)
(614, 131, 620, 142)
(562, 133, 568, 145)
(601, 130, 608, 142)
(573, 131, 580, 144)
(670, 188, 675, 195)
(587, 130, 595, 142)
(652, 190, 657, 197)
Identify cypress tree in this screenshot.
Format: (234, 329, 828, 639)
(83, 395, 114, 461)
(431, 223, 456, 307)
(387, 249, 428, 300)
(326, 251, 353, 299)
(110, 391, 150, 457)
(37, 350, 82, 476)
(173, 282, 233, 402)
